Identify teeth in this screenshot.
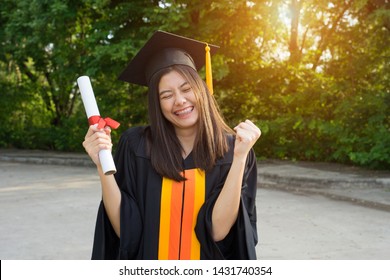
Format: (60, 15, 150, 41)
(175, 107, 193, 115)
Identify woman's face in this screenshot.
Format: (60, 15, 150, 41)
(158, 70, 199, 133)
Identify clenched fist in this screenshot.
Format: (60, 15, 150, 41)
(233, 120, 261, 160)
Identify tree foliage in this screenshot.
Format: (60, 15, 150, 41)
(0, 0, 389, 169)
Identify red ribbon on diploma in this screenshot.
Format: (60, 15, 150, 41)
(88, 115, 120, 130)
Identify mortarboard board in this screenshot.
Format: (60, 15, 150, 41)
(118, 30, 219, 94)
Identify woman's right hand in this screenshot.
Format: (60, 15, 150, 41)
(83, 125, 121, 237)
(82, 125, 113, 167)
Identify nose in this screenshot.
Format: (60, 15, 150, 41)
(174, 93, 187, 106)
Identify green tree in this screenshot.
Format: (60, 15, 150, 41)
(0, 0, 170, 150)
(0, 0, 388, 168)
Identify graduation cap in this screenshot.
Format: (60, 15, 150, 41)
(118, 30, 219, 94)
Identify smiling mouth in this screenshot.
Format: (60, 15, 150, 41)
(174, 106, 194, 116)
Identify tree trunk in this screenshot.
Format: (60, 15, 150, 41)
(289, 0, 302, 64)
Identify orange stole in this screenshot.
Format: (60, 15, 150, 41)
(158, 168, 205, 260)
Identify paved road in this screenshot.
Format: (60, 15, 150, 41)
(1, 161, 389, 260)
(257, 189, 390, 259)
(0, 162, 99, 259)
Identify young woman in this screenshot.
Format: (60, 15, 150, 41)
(83, 31, 261, 259)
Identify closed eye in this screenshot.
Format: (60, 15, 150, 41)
(160, 93, 173, 100)
(159, 89, 173, 100)
(182, 87, 192, 93)
(180, 81, 192, 93)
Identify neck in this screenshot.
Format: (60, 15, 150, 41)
(175, 127, 197, 158)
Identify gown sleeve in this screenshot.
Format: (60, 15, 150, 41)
(195, 148, 258, 260)
(91, 128, 143, 260)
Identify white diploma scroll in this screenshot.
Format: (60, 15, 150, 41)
(77, 76, 117, 175)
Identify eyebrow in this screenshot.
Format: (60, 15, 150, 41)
(159, 89, 172, 96)
(159, 81, 189, 95)
(179, 81, 189, 88)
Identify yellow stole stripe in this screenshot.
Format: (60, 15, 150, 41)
(158, 177, 173, 259)
(191, 169, 205, 259)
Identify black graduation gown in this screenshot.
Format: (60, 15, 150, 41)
(91, 126, 258, 260)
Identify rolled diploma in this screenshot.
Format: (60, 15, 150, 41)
(77, 76, 116, 175)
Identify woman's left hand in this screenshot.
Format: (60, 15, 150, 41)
(212, 120, 261, 241)
(233, 120, 261, 160)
